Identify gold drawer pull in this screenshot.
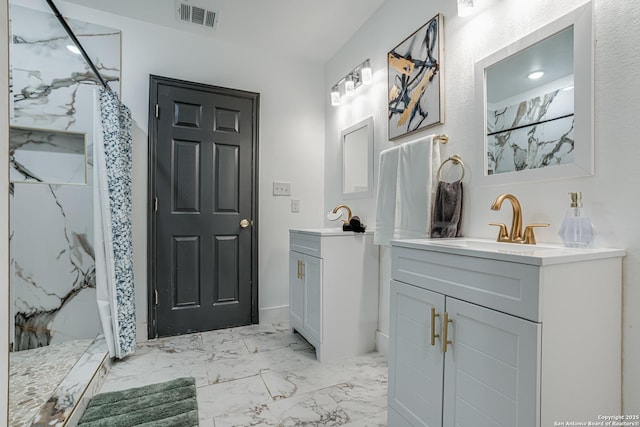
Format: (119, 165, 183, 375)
(442, 312, 453, 353)
(430, 307, 440, 346)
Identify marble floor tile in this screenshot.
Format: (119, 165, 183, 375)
(101, 345, 211, 390)
(272, 321, 291, 332)
(206, 345, 318, 385)
(138, 331, 204, 353)
(243, 330, 313, 354)
(343, 410, 388, 426)
(97, 323, 389, 427)
(197, 374, 272, 419)
(203, 337, 250, 361)
(223, 323, 278, 339)
(265, 386, 351, 426)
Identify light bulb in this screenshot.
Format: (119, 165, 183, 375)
(361, 60, 372, 84)
(457, 0, 474, 17)
(330, 85, 340, 106)
(345, 75, 355, 97)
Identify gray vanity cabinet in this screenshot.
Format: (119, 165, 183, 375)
(388, 280, 538, 427)
(289, 229, 379, 362)
(388, 239, 623, 427)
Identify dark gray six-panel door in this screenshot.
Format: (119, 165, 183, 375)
(149, 76, 258, 337)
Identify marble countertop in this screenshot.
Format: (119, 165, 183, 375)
(391, 237, 625, 266)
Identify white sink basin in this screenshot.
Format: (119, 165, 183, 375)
(423, 238, 557, 254)
(392, 237, 625, 265)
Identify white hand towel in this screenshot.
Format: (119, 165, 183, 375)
(394, 135, 440, 240)
(374, 145, 400, 245)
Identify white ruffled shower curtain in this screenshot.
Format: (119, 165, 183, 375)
(93, 88, 136, 359)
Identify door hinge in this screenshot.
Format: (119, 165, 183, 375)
(154, 197, 158, 212)
(155, 104, 159, 118)
(154, 289, 159, 305)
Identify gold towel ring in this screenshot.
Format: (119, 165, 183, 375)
(437, 155, 465, 182)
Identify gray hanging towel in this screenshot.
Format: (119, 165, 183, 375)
(430, 180, 463, 238)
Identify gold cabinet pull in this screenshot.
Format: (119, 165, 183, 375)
(442, 312, 453, 352)
(430, 307, 440, 346)
(240, 219, 250, 228)
(296, 260, 305, 279)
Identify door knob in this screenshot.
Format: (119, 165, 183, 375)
(240, 219, 250, 228)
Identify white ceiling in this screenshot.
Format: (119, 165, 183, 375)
(62, 0, 386, 63)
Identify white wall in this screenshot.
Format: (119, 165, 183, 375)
(324, 0, 640, 412)
(13, 0, 326, 339)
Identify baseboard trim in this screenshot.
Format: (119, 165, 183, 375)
(376, 331, 389, 356)
(259, 305, 289, 324)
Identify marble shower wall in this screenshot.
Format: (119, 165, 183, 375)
(487, 82, 574, 175)
(9, 4, 120, 351)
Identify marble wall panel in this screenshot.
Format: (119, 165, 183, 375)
(9, 4, 120, 350)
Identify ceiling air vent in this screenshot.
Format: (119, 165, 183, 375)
(175, 1, 218, 30)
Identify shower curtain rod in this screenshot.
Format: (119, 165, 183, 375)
(45, 0, 111, 91)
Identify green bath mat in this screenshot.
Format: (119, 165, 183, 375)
(77, 377, 199, 427)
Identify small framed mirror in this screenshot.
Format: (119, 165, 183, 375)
(475, 2, 593, 184)
(342, 117, 374, 199)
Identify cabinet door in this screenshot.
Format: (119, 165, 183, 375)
(303, 255, 322, 343)
(443, 297, 540, 427)
(289, 251, 304, 328)
(389, 280, 445, 427)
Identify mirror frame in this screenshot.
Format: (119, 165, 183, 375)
(341, 116, 374, 199)
(475, 1, 593, 184)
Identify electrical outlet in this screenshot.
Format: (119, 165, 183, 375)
(291, 199, 300, 213)
(273, 181, 291, 196)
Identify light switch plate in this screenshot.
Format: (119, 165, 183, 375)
(291, 199, 300, 213)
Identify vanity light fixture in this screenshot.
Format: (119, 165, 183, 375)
(457, 0, 474, 17)
(66, 44, 81, 55)
(527, 70, 545, 80)
(329, 58, 372, 106)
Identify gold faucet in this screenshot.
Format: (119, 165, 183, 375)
(490, 194, 524, 242)
(489, 194, 549, 244)
(332, 205, 353, 225)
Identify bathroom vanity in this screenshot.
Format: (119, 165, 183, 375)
(289, 228, 378, 362)
(388, 238, 624, 427)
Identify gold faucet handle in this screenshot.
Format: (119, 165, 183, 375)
(489, 223, 510, 242)
(523, 223, 550, 245)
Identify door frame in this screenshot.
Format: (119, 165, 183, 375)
(147, 74, 259, 339)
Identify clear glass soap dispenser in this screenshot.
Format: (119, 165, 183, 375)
(558, 192, 595, 248)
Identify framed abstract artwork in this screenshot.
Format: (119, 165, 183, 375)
(388, 14, 444, 141)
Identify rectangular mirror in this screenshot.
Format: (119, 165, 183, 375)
(342, 116, 374, 199)
(475, 2, 593, 184)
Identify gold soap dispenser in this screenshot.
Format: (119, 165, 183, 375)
(558, 192, 595, 248)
